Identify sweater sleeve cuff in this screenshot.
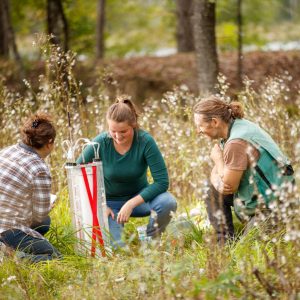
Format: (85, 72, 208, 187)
(140, 190, 152, 202)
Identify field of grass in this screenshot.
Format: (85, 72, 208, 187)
(0, 39, 299, 299)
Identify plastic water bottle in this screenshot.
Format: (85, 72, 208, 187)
(137, 225, 147, 241)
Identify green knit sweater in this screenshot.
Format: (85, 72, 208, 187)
(77, 130, 169, 202)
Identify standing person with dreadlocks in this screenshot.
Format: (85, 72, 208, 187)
(0, 112, 61, 262)
(77, 95, 177, 248)
(193, 95, 294, 243)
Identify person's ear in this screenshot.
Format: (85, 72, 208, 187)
(211, 117, 218, 127)
(46, 139, 54, 149)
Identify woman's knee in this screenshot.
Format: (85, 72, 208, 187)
(152, 192, 177, 213)
(166, 193, 177, 212)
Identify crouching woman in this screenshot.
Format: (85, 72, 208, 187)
(193, 96, 295, 242)
(0, 113, 61, 262)
(77, 96, 177, 247)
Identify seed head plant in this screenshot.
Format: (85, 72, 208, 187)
(0, 37, 299, 299)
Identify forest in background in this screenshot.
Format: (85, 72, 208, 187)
(1, 0, 300, 102)
(3, 0, 300, 58)
(0, 1, 300, 299)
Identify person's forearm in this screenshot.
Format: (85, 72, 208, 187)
(32, 197, 50, 222)
(117, 194, 145, 223)
(210, 166, 224, 192)
(214, 158, 225, 179)
(32, 178, 51, 223)
(210, 144, 225, 178)
(140, 179, 168, 202)
(32, 210, 50, 224)
(127, 194, 145, 209)
(210, 166, 236, 195)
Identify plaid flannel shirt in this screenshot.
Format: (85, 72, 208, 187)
(0, 143, 51, 239)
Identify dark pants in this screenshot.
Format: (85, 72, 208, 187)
(0, 216, 61, 263)
(204, 185, 235, 243)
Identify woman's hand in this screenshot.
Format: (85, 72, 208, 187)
(106, 206, 115, 220)
(210, 167, 233, 195)
(50, 194, 57, 210)
(221, 182, 233, 195)
(116, 195, 145, 224)
(211, 175, 233, 195)
(117, 201, 134, 224)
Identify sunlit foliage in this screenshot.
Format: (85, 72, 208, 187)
(0, 39, 299, 299)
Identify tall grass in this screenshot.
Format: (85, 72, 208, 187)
(0, 37, 299, 299)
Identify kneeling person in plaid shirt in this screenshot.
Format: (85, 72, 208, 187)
(0, 112, 61, 263)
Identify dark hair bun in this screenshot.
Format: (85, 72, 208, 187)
(20, 112, 56, 149)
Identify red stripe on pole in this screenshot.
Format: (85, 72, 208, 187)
(81, 166, 106, 257)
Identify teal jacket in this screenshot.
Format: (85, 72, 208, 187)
(221, 119, 294, 217)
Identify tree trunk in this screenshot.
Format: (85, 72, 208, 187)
(192, 0, 218, 95)
(176, 0, 195, 52)
(96, 0, 105, 59)
(289, 0, 299, 20)
(0, 0, 9, 57)
(47, 0, 69, 51)
(237, 0, 243, 89)
(0, 0, 22, 69)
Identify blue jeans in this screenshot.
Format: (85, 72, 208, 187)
(107, 192, 177, 247)
(0, 216, 61, 263)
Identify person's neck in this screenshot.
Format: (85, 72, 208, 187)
(220, 123, 230, 140)
(34, 147, 48, 159)
(114, 137, 133, 154)
(114, 137, 133, 150)
(220, 119, 234, 141)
